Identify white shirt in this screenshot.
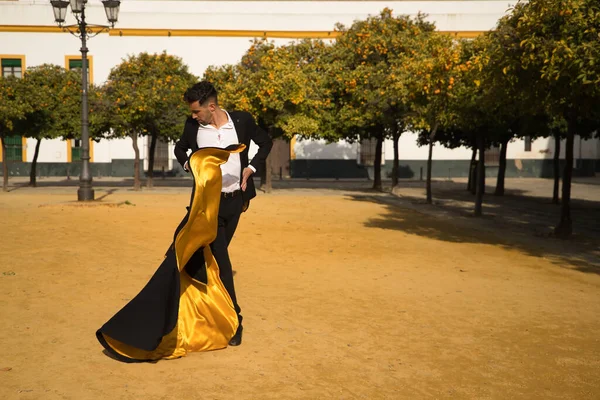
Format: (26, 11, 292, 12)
(196, 111, 243, 193)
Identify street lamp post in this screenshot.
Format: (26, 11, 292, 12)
(50, 0, 120, 201)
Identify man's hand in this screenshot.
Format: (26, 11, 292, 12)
(241, 167, 254, 191)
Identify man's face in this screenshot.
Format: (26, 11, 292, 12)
(189, 100, 215, 125)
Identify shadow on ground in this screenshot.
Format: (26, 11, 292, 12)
(7, 178, 195, 191)
(347, 184, 600, 275)
(5, 176, 600, 275)
(392, 180, 600, 237)
(4, 177, 381, 195)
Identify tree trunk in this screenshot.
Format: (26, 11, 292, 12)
(554, 120, 575, 238)
(494, 138, 509, 196)
(29, 139, 42, 187)
(426, 141, 434, 203)
(131, 131, 141, 191)
(426, 123, 439, 204)
(474, 135, 486, 217)
(264, 153, 273, 193)
(373, 133, 383, 191)
(260, 159, 266, 188)
(391, 126, 400, 187)
(552, 131, 561, 204)
(259, 128, 274, 193)
(467, 144, 476, 192)
(147, 132, 157, 189)
(1, 136, 7, 192)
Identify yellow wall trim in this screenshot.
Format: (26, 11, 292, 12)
(111, 28, 340, 39)
(290, 136, 297, 160)
(0, 25, 484, 39)
(0, 25, 96, 34)
(67, 139, 71, 163)
(89, 139, 94, 163)
(446, 31, 482, 39)
(21, 137, 27, 162)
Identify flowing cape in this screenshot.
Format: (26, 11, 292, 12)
(96, 144, 245, 362)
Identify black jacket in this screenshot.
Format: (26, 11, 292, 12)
(174, 111, 273, 206)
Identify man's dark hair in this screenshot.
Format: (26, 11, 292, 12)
(183, 81, 218, 105)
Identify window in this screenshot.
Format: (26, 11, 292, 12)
(68, 59, 82, 69)
(71, 139, 82, 161)
(524, 136, 532, 152)
(0, 55, 27, 162)
(359, 138, 377, 166)
(148, 138, 170, 172)
(68, 59, 89, 82)
(358, 138, 384, 166)
(65, 55, 93, 83)
(485, 145, 500, 166)
(1, 58, 22, 78)
(3, 136, 23, 161)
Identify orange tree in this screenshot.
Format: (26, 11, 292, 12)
(102, 52, 197, 189)
(446, 34, 537, 216)
(16, 65, 81, 186)
(461, 33, 521, 209)
(498, 0, 600, 237)
(396, 31, 464, 203)
(444, 36, 502, 215)
(447, 34, 544, 215)
(327, 9, 435, 190)
(205, 38, 330, 191)
(0, 75, 30, 191)
(484, 14, 567, 200)
(476, 29, 523, 198)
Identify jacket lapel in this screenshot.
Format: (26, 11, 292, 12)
(232, 114, 247, 145)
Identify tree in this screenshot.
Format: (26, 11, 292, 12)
(205, 39, 329, 192)
(448, 38, 494, 215)
(482, 18, 569, 199)
(502, 0, 600, 237)
(400, 32, 463, 203)
(16, 65, 81, 187)
(0, 75, 30, 191)
(480, 25, 521, 197)
(548, 117, 568, 204)
(103, 52, 197, 189)
(483, 34, 569, 201)
(329, 9, 436, 191)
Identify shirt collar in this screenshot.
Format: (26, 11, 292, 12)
(198, 110, 234, 130)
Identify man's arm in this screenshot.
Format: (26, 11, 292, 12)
(174, 119, 193, 171)
(247, 114, 273, 172)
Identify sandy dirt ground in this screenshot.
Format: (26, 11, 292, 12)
(0, 187, 599, 400)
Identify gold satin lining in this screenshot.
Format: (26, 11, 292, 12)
(102, 145, 245, 361)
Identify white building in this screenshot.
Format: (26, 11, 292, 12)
(1, 0, 598, 179)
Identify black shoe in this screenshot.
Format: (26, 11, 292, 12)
(228, 327, 243, 346)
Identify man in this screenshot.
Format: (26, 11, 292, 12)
(174, 81, 272, 346)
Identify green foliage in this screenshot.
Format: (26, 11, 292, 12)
(102, 52, 198, 140)
(398, 32, 463, 136)
(0, 75, 30, 137)
(327, 9, 436, 140)
(14, 64, 81, 141)
(205, 38, 330, 140)
(501, 0, 600, 129)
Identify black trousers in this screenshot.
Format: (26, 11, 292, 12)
(209, 193, 244, 326)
